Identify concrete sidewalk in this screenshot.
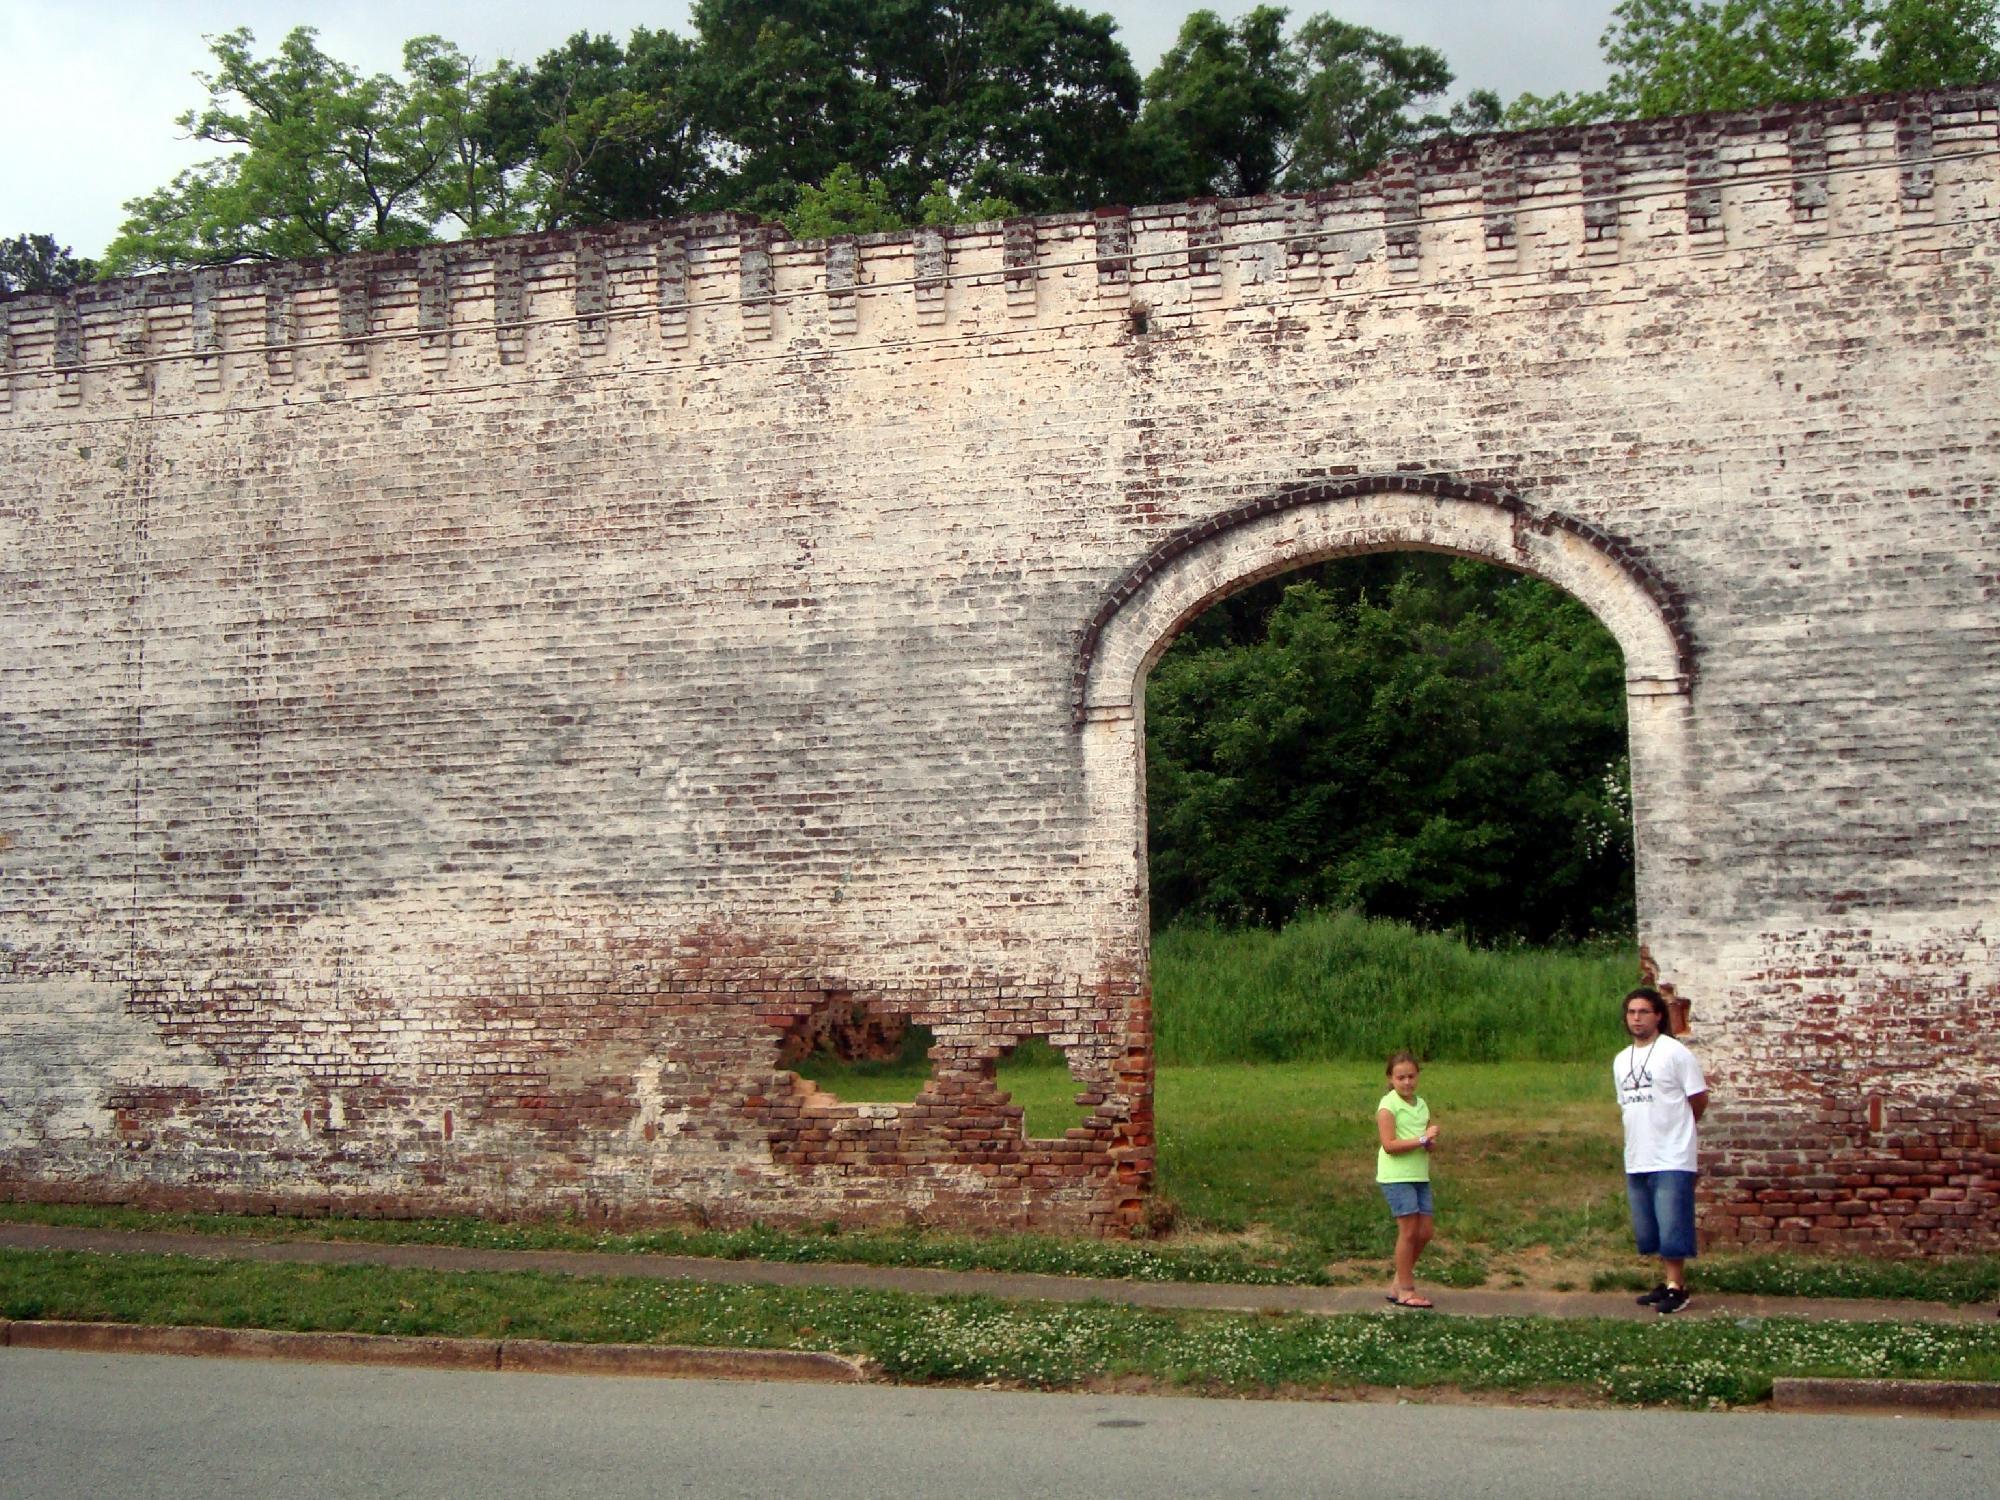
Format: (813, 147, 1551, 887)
(4, 1222, 1994, 1325)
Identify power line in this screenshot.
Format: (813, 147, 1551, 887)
(10, 142, 1995, 380)
(8, 201, 1996, 437)
(1, 150, 1995, 420)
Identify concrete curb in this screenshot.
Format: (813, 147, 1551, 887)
(6, 1320, 499, 1369)
(1771, 1377, 2000, 1418)
(499, 1337, 867, 1382)
(9, 1317, 1996, 1414)
(1, 1319, 871, 1384)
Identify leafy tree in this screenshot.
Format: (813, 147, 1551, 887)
(403, 37, 533, 238)
(785, 165, 1016, 238)
(786, 165, 908, 239)
(0, 234, 98, 294)
(692, 0, 1145, 219)
(1507, 0, 2000, 127)
(1146, 557, 1634, 945)
(1135, 7, 1461, 200)
(1285, 15, 1458, 188)
(98, 8, 1498, 267)
(102, 27, 524, 274)
(915, 181, 1018, 226)
(486, 28, 718, 228)
(1447, 89, 1508, 135)
(1876, 0, 2000, 86)
(1135, 7, 1300, 199)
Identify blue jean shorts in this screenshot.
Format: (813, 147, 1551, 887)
(1626, 1170, 1698, 1259)
(1380, 1180, 1434, 1218)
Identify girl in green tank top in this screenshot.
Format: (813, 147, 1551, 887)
(1376, 1051, 1439, 1308)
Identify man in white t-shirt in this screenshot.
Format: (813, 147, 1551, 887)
(1614, 985, 1707, 1315)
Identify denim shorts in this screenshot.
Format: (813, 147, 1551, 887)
(1380, 1180, 1434, 1218)
(1626, 1170, 1698, 1259)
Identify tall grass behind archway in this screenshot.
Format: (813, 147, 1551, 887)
(1152, 910, 1634, 1066)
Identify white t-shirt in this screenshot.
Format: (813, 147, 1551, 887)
(1613, 1033, 1707, 1173)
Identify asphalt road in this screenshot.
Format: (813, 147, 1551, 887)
(1, 1347, 1994, 1500)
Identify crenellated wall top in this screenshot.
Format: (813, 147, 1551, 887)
(0, 85, 1994, 421)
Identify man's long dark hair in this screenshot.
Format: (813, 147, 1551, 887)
(1624, 985, 1674, 1037)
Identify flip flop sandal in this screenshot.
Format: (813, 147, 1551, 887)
(1386, 1294, 1434, 1308)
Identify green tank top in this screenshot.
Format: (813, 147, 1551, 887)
(1376, 1091, 1431, 1183)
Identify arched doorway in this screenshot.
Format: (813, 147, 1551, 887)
(1074, 475, 1697, 1234)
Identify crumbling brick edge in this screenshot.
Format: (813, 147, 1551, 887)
(1771, 1376, 2000, 1418)
(0, 1318, 873, 1383)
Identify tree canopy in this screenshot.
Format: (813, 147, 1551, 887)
(103, 28, 521, 274)
(480, 27, 718, 230)
(692, 0, 1149, 219)
(68, 2, 2000, 274)
(97, 6, 1508, 273)
(1145, 557, 1635, 946)
(1508, 0, 2000, 126)
(783, 165, 1017, 240)
(0, 234, 98, 295)
(1133, 7, 1465, 199)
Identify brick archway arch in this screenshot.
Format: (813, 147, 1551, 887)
(1075, 474, 1694, 725)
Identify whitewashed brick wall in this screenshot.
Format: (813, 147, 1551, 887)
(1, 88, 1994, 1244)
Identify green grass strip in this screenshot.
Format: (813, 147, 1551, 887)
(1593, 1255, 2000, 1306)
(8, 1201, 1998, 1304)
(0, 1201, 1329, 1286)
(4, 1248, 1997, 1409)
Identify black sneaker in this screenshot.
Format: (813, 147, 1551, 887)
(1656, 1285, 1692, 1315)
(1635, 1283, 1670, 1307)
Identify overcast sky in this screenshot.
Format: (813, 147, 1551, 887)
(1, 2, 1620, 259)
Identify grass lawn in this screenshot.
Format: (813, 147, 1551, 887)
(4, 1247, 1997, 1408)
(1149, 913, 1635, 1065)
(801, 1052, 1628, 1286)
(1154, 1059, 1626, 1283)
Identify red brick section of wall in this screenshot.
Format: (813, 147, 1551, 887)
(1700, 928, 2000, 1249)
(0, 923, 1155, 1234)
(1, 86, 1996, 1248)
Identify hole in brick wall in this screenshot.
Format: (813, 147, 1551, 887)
(994, 1037, 1093, 1140)
(1129, 306, 1150, 337)
(780, 993, 935, 1105)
